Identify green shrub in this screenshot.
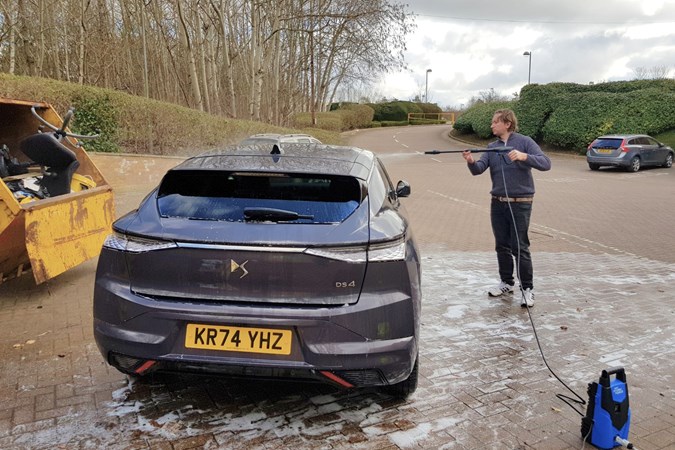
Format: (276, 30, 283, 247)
(340, 103, 374, 128)
(515, 80, 675, 142)
(453, 101, 514, 138)
(542, 88, 675, 150)
(654, 129, 675, 148)
(368, 101, 424, 121)
(457, 79, 675, 150)
(71, 91, 119, 152)
(379, 120, 409, 127)
(292, 104, 373, 132)
(374, 102, 408, 121)
(409, 118, 445, 125)
(417, 103, 442, 113)
(329, 101, 357, 111)
(514, 83, 588, 140)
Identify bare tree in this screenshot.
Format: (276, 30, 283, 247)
(633, 66, 649, 80)
(0, 0, 414, 126)
(649, 65, 670, 79)
(466, 88, 510, 107)
(634, 65, 672, 80)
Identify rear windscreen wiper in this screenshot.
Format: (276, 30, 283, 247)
(244, 207, 314, 222)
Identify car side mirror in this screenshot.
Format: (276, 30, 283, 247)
(396, 180, 411, 198)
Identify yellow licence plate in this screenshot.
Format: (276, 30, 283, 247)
(597, 148, 613, 154)
(185, 324, 292, 355)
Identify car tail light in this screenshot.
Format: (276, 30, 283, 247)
(319, 370, 355, 388)
(619, 140, 630, 152)
(304, 245, 368, 262)
(303, 237, 406, 263)
(103, 231, 177, 253)
(109, 352, 157, 374)
(368, 238, 406, 262)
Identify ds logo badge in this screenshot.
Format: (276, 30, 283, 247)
(230, 259, 249, 278)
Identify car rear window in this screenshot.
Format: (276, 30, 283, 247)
(157, 170, 362, 223)
(592, 138, 623, 149)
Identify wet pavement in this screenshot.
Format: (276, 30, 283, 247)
(1, 249, 673, 450)
(1, 129, 674, 449)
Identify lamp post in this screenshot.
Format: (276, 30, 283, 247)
(425, 69, 432, 102)
(523, 51, 532, 84)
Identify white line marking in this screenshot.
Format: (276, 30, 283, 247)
(427, 189, 640, 258)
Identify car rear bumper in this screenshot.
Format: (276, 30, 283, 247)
(586, 153, 629, 167)
(93, 282, 418, 387)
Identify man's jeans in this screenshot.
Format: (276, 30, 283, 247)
(490, 199, 533, 290)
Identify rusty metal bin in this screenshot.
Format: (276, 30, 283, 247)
(0, 98, 114, 284)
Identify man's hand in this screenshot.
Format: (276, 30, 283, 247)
(508, 150, 528, 162)
(462, 150, 475, 164)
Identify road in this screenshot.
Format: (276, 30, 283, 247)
(348, 125, 675, 264)
(0, 125, 673, 450)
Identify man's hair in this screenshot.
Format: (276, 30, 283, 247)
(494, 109, 518, 132)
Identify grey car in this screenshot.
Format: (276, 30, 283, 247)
(586, 134, 674, 172)
(94, 143, 421, 398)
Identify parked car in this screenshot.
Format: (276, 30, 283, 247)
(93, 143, 421, 398)
(240, 133, 322, 145)
(586, 134, 674, 172)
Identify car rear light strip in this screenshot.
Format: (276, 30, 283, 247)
(104, 232, 177, 253)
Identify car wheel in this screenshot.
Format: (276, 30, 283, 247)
(384, 355, 418, 399)
(588, 163, 600, 171)
(628, 156, 640, 172)
(663, 153, 673, 168)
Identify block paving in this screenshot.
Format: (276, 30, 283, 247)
(1, 133, 674, 449)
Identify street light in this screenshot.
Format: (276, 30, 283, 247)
(523, 51, 532, 84)
(425, 69, 432, 102)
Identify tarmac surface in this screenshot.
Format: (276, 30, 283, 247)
(1, 125, 673, 449)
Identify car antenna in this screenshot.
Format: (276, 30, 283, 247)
(271, 144, 281, 162)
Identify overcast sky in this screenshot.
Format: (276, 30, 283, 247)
(375, 0, 675, 108)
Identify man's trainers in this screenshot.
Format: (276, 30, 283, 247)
(521, 288, 534, 307)
(488, 281, 514, 297)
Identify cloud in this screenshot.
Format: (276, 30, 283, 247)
(375, 0, 675, 107)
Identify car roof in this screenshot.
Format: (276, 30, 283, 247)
(173, 144, 374, 180)
(595, 134, 651, 139)
(240, 133, 321, 143)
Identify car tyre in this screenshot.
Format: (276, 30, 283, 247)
(588, 163, 600, 171)
(384, 355, 418, 399)
(628, 156, 640, 172)
(663, 153, 673, 168)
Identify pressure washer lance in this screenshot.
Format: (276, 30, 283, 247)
(424, 146, 514, 155)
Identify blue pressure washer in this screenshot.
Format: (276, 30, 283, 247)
(581, 368, 632, 449)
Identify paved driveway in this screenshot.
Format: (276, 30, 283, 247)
(0, 126, 673, 449)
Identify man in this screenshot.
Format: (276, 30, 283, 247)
(462, 109, 551, 307)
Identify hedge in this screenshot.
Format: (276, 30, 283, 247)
(457, 79, 675, 150)
(368, 101, 424, 121)
(453, 101, 514, 139)
(542, 88, 675, 149)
